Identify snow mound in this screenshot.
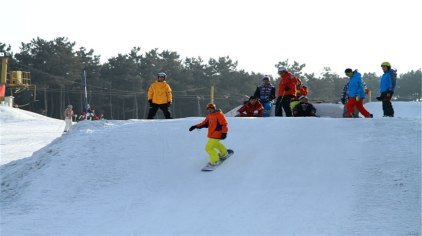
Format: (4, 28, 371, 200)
(0, 106, 64, 165)
(1, 103, 421, 235)
(0, 106, 58, 123)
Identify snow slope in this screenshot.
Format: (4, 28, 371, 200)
(0, 106, 65, 165)
(0, 103, 421, 235)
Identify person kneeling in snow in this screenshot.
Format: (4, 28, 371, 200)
(236, 96, 264, 117)
(292, 96, 317, 117)
(189, 103, 232, 168)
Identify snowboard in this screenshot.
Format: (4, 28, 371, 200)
(201, 149, 234, 171)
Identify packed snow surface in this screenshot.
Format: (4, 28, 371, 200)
(0, 102, 421, 235)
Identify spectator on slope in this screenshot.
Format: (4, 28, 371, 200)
(376, 62, 396, 117)
(298, 85, 308, 97)
(344, 68, 373, 118)
(290, 83, 308, 111)
(189, 103, 233, 168)
(340, 82, 359, 118)
(147, 72, 173, 119)
(292, 96, 317, 117)
(275, 66, 299, 117)
(64, 104, 74, 132)
(254, 75, 276, 117)
(236, 96, 264, 117)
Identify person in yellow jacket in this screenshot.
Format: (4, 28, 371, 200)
(147, 72, 173, 119)
(189, 103, 233, 168)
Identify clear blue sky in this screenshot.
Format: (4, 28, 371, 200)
(3, 0, 421, 77)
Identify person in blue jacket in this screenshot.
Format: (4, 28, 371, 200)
(376, 62, 396, 117)
(345, 68, 373, 118)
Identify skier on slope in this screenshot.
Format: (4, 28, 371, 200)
(340, 82, 359, 118)
(189, 103, 233, 168)
(275, 66, 300, 117)
(377, 62, 396, 117)
(147, 72, 173, 119)
(63, 104, 74, 132)
(344, 68, 373, 118)
(253, 75, 276, 117)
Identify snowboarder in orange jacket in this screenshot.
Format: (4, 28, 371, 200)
(189, 103, 232, 168)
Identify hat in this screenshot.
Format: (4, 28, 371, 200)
(206, 103, 216, 109)
(278, 66, 287, 73)
(299, 95, 307, 101)
(67, 104, 73, 109)
(381, 62, 391, 67)
(344, 68, 353, 74)
(262, 75, 270, 81)
(157, 72, 167, 78)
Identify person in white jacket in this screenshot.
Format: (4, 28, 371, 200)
(64, 105, 74, 132)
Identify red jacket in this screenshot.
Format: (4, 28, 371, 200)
(298, 86, 308, 97)
(237, 101, 264, 117)
(195, 110, 228, 139)
(278, 72, 299, 96)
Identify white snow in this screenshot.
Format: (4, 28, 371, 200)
(0, 106, 65, 165)
(0, 102, 421, 235)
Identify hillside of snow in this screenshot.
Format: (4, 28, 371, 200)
(0, 102, 421, 235)
(0, 106, 65, 165)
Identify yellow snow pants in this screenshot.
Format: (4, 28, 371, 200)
(205, 138, 227, 163)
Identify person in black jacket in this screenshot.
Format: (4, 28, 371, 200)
(292, 96, 317, 117)
(253, 75, 276, 117)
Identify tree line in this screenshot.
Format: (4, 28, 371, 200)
(1, 37, 420, 119)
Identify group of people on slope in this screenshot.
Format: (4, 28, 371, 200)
(187, 61, 397, 168)
(139, 62, 397, 121)
(236, 66, 316, 118)
(63, 104, 104, 132)
(340, 62, 396, 118)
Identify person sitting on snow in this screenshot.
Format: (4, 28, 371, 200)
(236, 96, 264, 117)
(292, 96, 317, 117)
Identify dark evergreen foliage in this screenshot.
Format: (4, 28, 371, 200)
(1, 39, 420, 119)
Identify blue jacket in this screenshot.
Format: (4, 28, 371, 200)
(347, 71, 366, 99)
(380, 69, 395, 93)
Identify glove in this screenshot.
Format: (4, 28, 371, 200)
(221, 133, 227, 140)
(148, 99, 152, 105)
(284, 86, 290, 91)
(355, 96, 360, 101)
(340, 98, 346, 105)
(167, 102, 172, 107)
(189, 125, 196, 132)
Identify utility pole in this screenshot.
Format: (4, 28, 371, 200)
(134, 94, 138, 119)
(210, 85, 214, 104)
(197, 96, 202, 116)
(1, 53, 8, 102)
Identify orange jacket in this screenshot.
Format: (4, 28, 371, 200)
(237, 101, 264, 117)
(278, 72, 299, 96)
(195, 110, 228, 139)
(298, 86, 308, 97)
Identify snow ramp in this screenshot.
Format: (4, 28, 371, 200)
(1, 115, 421, 235)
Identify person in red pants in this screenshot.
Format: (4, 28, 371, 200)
(344, 68, 373, 118)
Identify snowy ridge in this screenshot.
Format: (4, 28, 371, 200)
(0, 106, 58, 123)
(0, 103, 421, 235)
